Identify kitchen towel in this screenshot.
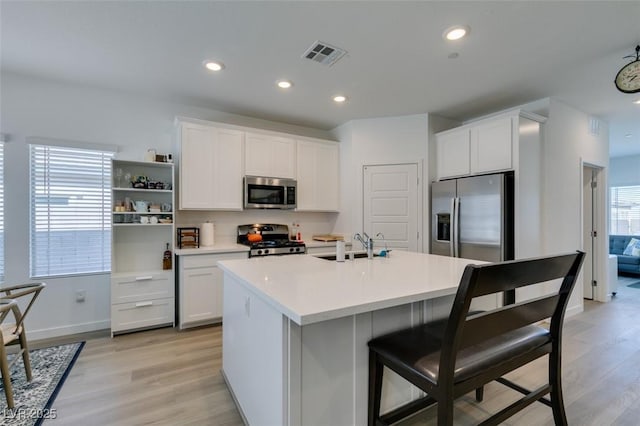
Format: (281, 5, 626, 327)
(200, 222, 215, 247)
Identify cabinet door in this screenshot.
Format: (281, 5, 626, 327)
(297, 140, 339, 211)
(315, 142, 339, 211)
(245, 133, 296, 178)
(181, 266, 221, 326)
(179, 252, 247, 329)
(436, 130, 470, 180)
(179, 123, 243, 210)
(180, 123, 216, 209)
(212, 128, 244, 210)
(471, 117, 512, 174)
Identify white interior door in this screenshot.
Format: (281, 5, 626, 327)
(363, 164, 419, 252)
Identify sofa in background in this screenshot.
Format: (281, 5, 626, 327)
(609, 234, 640, 275)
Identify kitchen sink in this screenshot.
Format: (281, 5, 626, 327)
(315, 252, 379, 261)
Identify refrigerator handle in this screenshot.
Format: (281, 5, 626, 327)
(453, 197, 460, 257)
(449, 198, 455, 257)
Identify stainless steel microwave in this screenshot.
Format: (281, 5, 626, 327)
(244, 176, 297, 209)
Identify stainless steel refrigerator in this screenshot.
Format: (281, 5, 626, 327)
(431, 171, 514, 263)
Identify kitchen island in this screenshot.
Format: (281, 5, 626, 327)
(218, 251, 491, 425)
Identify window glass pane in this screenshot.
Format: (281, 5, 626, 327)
(0, 142, 4, 281)
(30, 145, 113, 277)
(610, 186, 640, 236)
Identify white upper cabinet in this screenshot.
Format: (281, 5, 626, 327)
(471, 116, 512, 174)
(436, 114, 515, 180)
(436, 129, 471, 180)
(245, 132, 296, 179)
(296, 139, 339, 212)
(178, 121, 244, 210)
(176, 118, 339, 211)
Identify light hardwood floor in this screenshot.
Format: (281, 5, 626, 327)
(42, 278, 640, 425)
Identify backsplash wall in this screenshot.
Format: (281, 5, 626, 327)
(176, 210, 340, 243)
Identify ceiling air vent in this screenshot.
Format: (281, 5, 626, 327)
(302, 41, 347, 66)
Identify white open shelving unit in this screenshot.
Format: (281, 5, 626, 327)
(110, 159, 176, 336)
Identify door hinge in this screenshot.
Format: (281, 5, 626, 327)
(591, 181, 597, 189)
(591, 230, 597, 237)
(417, 231, 420, 239)
(593, 280, 597, 286)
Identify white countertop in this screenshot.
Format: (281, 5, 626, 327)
(175, 238, 350, 255)
(175, 243, 249, 255)
(304, 239, 352, 248)
(218, 251, 484, 326)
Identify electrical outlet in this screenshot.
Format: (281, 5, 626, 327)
(75, 289, 86, 303)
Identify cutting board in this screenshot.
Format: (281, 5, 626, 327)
(312, 234, 345, 242)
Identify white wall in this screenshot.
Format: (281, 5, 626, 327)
(1, 72, 337, 339)
(542, 98, 609, 314)
(330, 114, 429, 251)
(610, 155, 640, 186)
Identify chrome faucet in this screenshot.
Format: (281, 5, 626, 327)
(354, 232, 374, 259)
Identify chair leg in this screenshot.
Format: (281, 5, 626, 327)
(437, 395, 454, 426)
(0, 343, 14, 409)
(475, 386, 484, 402)
(549, 351, 568, 426)
(368, 350, 384, 426)
(18, 331, 33, 381)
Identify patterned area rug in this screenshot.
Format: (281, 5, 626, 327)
(0, 342, 84, 426)
(627, 281, 640, 289)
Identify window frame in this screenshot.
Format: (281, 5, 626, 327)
(29, 143, 115, 279)
(610, 185, 640, 236)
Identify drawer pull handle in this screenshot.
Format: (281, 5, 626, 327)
(190, 272, 212, 278)
(135, 301, 153, 308)
(135, 276, 153, 281)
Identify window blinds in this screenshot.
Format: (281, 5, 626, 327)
(0, 142, 4, 281)
(30, 144, 113, 277)
(610, 186, 640, 236)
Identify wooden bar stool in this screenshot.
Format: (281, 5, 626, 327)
(368, 252, 584, 425)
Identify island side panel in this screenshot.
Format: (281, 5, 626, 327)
(294, 302, 428, 425)
(222, 272, 286, 425)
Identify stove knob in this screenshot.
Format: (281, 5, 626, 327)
(295, 247, 300, 252)
(257, 250, 262, 255)
(289, 247, 294, 252)
(264, 249, 269, 254)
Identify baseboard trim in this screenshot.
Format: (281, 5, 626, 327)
(221, 368, 249, 425)
(28, 320, 111, 341)
(566, 304, 584, 319)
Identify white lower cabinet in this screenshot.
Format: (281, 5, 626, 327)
(110, 271, 175, 335)
(178, 251, 248, 329)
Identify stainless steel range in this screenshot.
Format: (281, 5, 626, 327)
(237, 224, 306, 257)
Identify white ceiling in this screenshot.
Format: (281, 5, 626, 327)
(2, 1, 639, 157)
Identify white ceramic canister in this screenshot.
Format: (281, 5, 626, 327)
(200, 222, 215, 247)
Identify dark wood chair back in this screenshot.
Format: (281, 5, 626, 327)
(443, 251, 585, 362)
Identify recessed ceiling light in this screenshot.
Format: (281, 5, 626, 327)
(333, 95, 347, 103)
(443, 25, 470, 41)
(625, 133, 633, 138)
(277, 80, 293, 89)
(203, 60, 224, 71)
(634, 99, 640, 104)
